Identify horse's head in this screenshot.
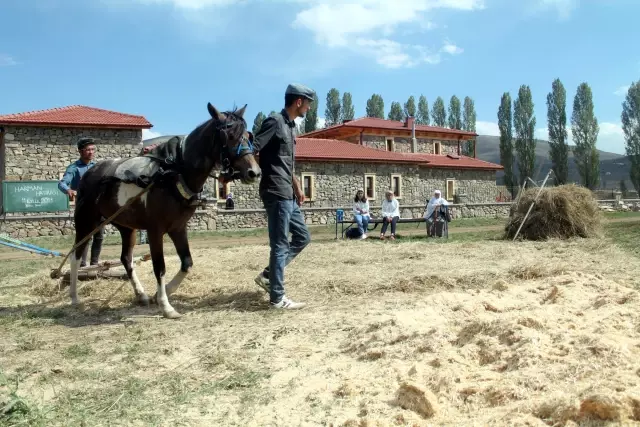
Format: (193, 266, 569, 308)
(207, 102, 261, 184)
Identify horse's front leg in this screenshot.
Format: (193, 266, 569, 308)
(148, 230, 181, 319)
(165, 228, 193, 297)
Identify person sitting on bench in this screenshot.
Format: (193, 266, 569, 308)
(424, 189, 449, 235)
(380, 190, 400, 240)
(353, 189, 370, 239)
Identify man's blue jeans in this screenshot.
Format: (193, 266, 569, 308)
(261, 196, 310, 304)
(354, 214, 369, 234)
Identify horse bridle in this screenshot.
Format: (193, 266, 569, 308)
(216, 121, 255, 182)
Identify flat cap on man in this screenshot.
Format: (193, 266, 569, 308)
(77, 137, 95, 149)
(285, 83, 315, 101)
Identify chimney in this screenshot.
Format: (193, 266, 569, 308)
(405, 116, 415, 129)
(408, 116, 418, 152)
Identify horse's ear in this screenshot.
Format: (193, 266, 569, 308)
(235, 104, 247, 118)
(207, 102, 224, 121)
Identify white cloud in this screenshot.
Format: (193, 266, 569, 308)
(354, 38, 442, 68)
(294, 116, 327, 130)
(143, 129, 162, 140)
(0, 54, 18, 67)
(614, 85, 630, 96)
(292, 0, 482, 68)
(476, 120, 500, 136)
(441, 41, 463, 55)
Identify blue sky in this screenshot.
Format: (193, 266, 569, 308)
(1, 0, 638, 155)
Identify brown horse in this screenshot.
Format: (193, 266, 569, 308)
(70, 103, 260, 318)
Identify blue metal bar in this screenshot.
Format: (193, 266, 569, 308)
(0, 234, 62, 256)
(0, 239, 54, 256)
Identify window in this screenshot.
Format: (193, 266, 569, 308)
(386, 138, 394, 152)
(212, 178, 231, 202)
(446, 179, 456, 201)
(433, 141, 441, 155)
(364, 174, 376, 200)
(300, 172, 315, 201)
(391, 174, 402, 199)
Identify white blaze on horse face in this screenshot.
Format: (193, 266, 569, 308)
(116, 183, 148, 207)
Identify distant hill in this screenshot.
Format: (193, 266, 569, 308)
(475, 135, 632, 190)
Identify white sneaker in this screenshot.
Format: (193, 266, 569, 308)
(360, 234, 367, 240)
(269, 296, 306, 310)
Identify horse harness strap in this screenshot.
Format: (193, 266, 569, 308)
(143, 136, 204, 207)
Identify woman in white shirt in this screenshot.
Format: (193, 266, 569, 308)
(353, 189, 370, 239)
(380, 190, 400, 240)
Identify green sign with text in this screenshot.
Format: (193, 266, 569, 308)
(2, 180, 69, 213)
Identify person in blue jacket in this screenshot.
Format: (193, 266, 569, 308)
(58, 137, 104, 267)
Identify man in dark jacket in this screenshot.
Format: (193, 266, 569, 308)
(58, 137, 104, 267)
(252, 83, 315, 310)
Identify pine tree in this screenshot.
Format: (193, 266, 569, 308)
(431, 97, 446, 127)
(304, 93, 319, 133)
(546, 78, 569, 185)
(366, 94, 385, 118)
(252, 112, 266, 135)
(341, 92, 355, 122)
(498, 92, 516, 196)
(417, 95, 430, 125)
(388, 102, 405, 121)
(325, 88, 341, 127)
(448, 95, 462, 130)
(622, 81, 640, 195)
(462, 96, 477, 156)
(571, 82, 600, 190)
(404, 96, 416, 118)
(514, 85, 537, 185)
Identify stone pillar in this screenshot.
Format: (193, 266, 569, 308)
(411, 137, 418, 153)
(614, 191, 622, 204)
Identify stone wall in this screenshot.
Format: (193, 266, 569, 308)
(0, 202, 511, 238)
(2, 125, 142, 181)
(6, 198, 637, 238)
(213, 160, 499, 210)
(360, 134, 460, 155)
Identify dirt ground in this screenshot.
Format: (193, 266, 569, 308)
(2, 235, 640, 426)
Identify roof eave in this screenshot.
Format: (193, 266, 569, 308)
(0, 121, 152, 129)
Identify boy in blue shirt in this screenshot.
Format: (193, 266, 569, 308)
(58, 137, 104, 267)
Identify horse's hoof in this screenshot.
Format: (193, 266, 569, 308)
(163, 309, 182, 319)
(138, 294, 150, 306)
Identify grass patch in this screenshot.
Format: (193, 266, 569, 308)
(62, 343, 95, 360)
(606, 221, 640, 257)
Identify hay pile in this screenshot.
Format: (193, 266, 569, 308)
(505, 184, 602, 240)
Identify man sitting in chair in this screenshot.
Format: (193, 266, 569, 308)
(424, 190, 449, 236)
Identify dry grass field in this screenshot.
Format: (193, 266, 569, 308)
(2, 218, 640, 426)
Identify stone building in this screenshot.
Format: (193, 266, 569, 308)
(0, 105, 152, 184)
(0, 105, 507, 238)
(0, 105, 151, 220)
(212, 116, 503, 210)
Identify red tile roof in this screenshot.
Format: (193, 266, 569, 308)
(296, 138, 502, 170)
(302, 117, 477, 138)
(0, 105, 152, 129)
